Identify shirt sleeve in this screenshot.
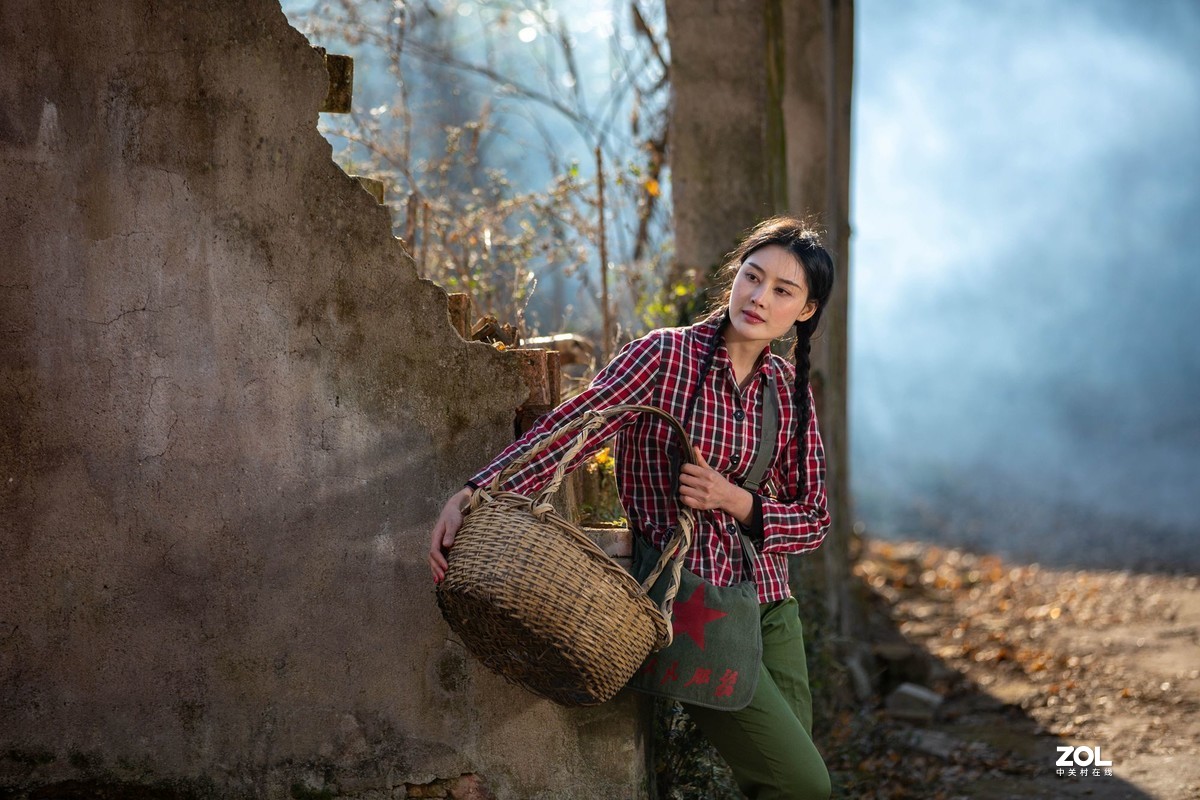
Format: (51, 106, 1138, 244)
(758, 386, 832, 555)
(468, 332, 662, 496)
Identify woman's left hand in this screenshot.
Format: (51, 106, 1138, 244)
(679, 447, 753, 522)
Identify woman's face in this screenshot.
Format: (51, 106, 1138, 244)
(725, 244, 818, 346)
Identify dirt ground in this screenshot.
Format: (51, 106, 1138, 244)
(832, 537, 1200, 799)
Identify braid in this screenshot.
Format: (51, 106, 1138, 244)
(792, 320, 815, 460)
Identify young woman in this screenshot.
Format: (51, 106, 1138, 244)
(429, 216, 835, 800)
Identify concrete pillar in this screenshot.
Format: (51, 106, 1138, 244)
(665, 0, 856, 635)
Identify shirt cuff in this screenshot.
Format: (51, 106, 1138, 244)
(739, 493, 764, 547)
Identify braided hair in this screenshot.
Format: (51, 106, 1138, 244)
(712, 216, 836, 452)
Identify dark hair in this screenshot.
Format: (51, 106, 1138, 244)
(712, 216, 836, 448)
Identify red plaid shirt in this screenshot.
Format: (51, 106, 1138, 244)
(468, 314, 831, 603)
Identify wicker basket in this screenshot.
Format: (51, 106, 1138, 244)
(436, 404, 696, 706)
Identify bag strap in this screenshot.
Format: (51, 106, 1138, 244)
(741, 370, 778, 493)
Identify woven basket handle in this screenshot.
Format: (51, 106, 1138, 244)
(490, 404, 699, 643)
(492, 403, 698, 497)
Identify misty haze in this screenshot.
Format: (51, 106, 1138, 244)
(851, 0, 1200, 572)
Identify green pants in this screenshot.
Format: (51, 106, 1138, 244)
(683, 597, 832, 800)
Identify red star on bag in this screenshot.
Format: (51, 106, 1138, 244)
(671, 584, 728, 650)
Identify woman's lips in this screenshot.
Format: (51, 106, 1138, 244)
(742, 309, 765, 324)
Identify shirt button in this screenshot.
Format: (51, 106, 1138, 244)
(734, 410, 746, 421)
(729, 452, 741, 465)
(725, 523, 737, 534)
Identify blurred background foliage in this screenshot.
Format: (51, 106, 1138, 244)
(287, 0, 694, 352)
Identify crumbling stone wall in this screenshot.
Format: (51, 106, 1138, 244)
(0, 1, 644, 797)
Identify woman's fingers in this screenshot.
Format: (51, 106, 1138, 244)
(429, 522, 449, 581)
(678, 462, 732, 510)
(430, 488, 472, 583)
(680, 464, 718, 488)
(686, 455, 739, 513)
(429, 515, 460, 582)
